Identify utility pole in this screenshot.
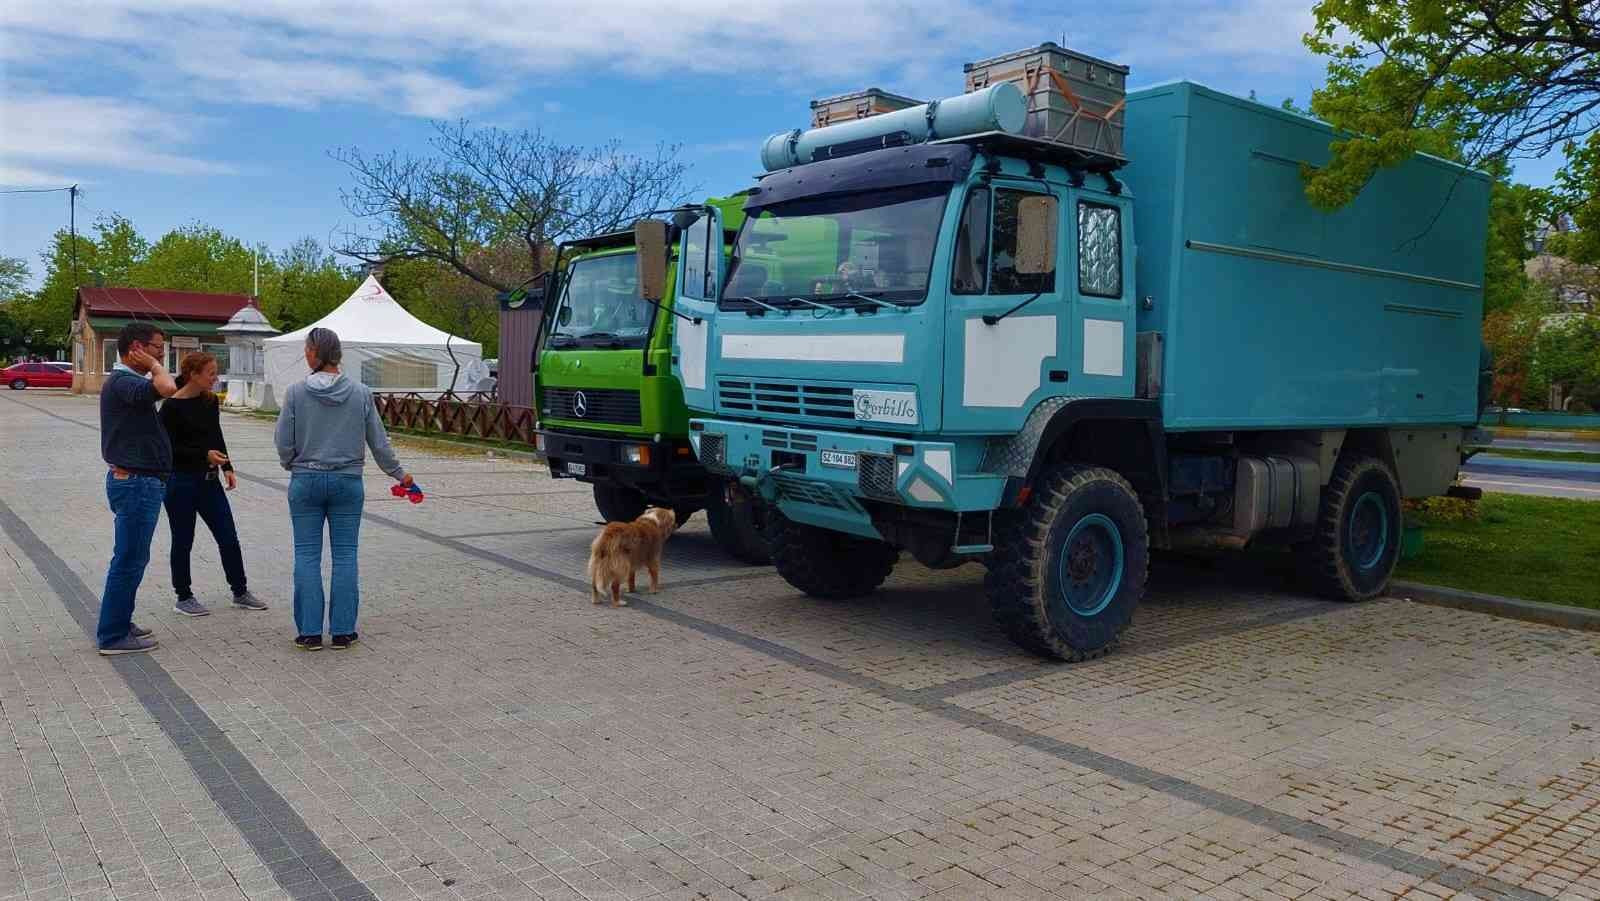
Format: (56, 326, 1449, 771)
(69, 184, 79, 287)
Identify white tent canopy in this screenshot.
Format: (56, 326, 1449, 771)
(264, 276, 485, 402)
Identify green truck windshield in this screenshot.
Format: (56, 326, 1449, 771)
(547, 252, 654, 349)
(723, 184, 948, 309)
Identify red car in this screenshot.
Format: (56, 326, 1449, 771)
(4, 362, 73, 389)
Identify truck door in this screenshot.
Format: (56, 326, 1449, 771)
(943, 181, 1073, 433)
(672, 205, 724, 413)
(1067, 193, 1136, 401)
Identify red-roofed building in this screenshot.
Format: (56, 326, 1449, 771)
(71, 287, 257, 393)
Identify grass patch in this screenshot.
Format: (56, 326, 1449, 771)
(1398, 493, 1600, 609)
(1477, 448, 1600, 465)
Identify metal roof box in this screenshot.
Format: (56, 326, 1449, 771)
(964, 42, 1129, 165)
(809, 88, 924, 128)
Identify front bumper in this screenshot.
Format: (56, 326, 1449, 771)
(536, 429, 710, 505)
(690, 418, 1004, 530)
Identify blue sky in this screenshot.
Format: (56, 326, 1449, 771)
(0, 0, 1568, 290)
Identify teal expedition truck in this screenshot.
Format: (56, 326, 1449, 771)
(534, 197, 770, 563)
(634, 54, 1492, 660)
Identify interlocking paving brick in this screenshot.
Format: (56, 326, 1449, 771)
(3, 392, 1598, 901)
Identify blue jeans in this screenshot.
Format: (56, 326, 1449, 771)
(97, 472, 166, 647)
(165, 472, 247, 600)
(289, 473, 364, 637)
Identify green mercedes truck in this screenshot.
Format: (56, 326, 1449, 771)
(533, 198, 771, 563)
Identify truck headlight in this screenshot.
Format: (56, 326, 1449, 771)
(623, 445, 652, 466)
(534, 433, 546, 452)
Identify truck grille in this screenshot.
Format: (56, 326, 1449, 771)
(718, 379, 855, 421)
(761, 430, 818, 452)
(857, 452, 898, 499)
(698, 433, 727, 468)
(542, 388, 641, 426)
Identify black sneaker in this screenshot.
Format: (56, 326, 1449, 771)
(330, 633, 358, 649)
(294, 635, 322, 651)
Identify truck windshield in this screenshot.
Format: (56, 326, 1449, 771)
(546, 252, 654, 348)
(722, 184, 949, 310)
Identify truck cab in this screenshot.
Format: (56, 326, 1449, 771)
(534, 198, 770, 563)
(648, 73, 1489, 661)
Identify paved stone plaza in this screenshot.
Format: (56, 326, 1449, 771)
(1, 391, 1597, 901)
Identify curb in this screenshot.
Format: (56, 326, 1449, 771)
(1392, 580, 1600, 632)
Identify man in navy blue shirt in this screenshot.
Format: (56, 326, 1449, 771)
(97, 322, 178, 655)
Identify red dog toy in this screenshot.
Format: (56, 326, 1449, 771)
(390, 482, 425, 504)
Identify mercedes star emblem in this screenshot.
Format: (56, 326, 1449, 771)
(572, 391, 588, 418)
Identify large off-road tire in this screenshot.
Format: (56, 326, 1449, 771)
(1302, 455, 1402, 601)
(768, 510, 896, 599)
(593, 481, 647, 523)
(706, 484, 771, 565)
(986, 464, 1149, 661)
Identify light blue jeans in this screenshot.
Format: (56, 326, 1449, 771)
(288, 473, 364, 637)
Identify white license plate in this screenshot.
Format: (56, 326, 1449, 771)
(819, 450, 857, 470)
(566, 462, 587, 476)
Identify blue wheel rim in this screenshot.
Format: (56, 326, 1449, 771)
(1056, 513, 1124, 617)
(1347, 491, 1389, 571)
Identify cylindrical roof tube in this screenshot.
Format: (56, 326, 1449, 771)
(759, 82, 1026, 172)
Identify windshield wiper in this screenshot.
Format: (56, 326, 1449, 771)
(844, 291, 909, 312)
(548, 334, 579, 348)
(787, 296, 841, 315)
(982, 292, 1044, 326)
(730, 295, 790, 316)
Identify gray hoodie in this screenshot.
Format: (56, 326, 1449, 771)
(274, 372, 404, 478)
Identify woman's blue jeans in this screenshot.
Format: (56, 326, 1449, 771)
(288, 473, 364, 637)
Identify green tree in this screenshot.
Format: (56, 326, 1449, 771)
(130, 223, 256, 294)
(1530, 313, 1600, 410)
(91, 214, 149, 286)
(1544, 132, 1600, 266)
(0, 256, 28, 300)
(1482, 166, 1548, 314)
(1304, 1, 1598, 211)
(265, 237, 358, 333)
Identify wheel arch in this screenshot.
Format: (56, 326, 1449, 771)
(986, 398, 1167, 511)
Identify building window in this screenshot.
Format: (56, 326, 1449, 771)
(103, 339, 119, 373)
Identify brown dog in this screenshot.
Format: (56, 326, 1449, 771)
(587, 507, 677, 607)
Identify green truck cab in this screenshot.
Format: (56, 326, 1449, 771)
(533, 198, 770, 563)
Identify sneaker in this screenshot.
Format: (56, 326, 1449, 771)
(232, 590, 269, 611)
(294, 635, 322, 651)
(129, 622, 153, 638)
(174, 597, 211, 617)
(99, 635, 158, 656)
(330, 633, 358, 649)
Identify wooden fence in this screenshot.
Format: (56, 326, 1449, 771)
(373, 392, 538, 446)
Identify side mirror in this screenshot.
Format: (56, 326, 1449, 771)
(634, 219, 670, 302)
(558, 306, 572, 326)
(1014, 195, 1058, 275)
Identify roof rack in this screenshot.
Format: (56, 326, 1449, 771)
(931, 131, 1126, 174)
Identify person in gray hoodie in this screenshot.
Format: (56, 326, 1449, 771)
(274, 327, 412, 650)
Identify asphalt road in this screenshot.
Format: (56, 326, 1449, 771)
(1462, 452, 1600, 499)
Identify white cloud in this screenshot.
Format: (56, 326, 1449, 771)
(0, 165, 75, 189)
(0, 92, 236, 180)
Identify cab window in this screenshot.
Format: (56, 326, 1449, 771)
(990, 189, 1057, 294)
(951, 187, 990, 295)
(1077, 202, 1123, 298)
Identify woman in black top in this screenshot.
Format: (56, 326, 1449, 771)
(159, 352, 268, 616)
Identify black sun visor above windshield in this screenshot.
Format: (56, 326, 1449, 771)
(745, 143, 976, 211)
